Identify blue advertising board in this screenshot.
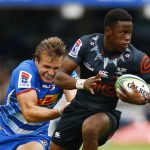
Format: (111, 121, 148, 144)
(0, 0, 149, 8)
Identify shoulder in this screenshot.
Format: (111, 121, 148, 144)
(78, 33, 103, 50)
(15, 60, 36, 71)
(129, 44, 146, 57)
(128, 44, 150, 72)
(80, 33, 102, 42)
(12, 59, 37, 77)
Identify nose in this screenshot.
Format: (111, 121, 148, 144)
(48, 69, 55, 75)
(124, 33, 131, 42)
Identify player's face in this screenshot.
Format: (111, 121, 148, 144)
(35, 54, 63, 83)
(109, 21, 133, 52)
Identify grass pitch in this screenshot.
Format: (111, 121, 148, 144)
(100, 143, 150, 150)
(80, 143, 150, 150)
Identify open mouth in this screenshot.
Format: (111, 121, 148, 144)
(44, 73, 55, 80)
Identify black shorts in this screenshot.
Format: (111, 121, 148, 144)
(51, 100, 121, 150)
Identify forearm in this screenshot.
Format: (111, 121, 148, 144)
(23, 106, 61, 123)
(54, 71, 77, 89)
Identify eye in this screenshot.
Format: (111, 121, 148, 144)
(53, 67, 59, 70)
(120, 32, 125, 36)
(43, 65, 51, 69)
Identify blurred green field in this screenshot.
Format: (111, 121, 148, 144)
(100, 143, 150, 150)
(80, 143, 150, 150)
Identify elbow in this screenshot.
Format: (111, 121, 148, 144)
(25, 117, 34, 123)
(22, 110, 35, 123)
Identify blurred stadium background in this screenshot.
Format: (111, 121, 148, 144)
(0, 0, 150, 149)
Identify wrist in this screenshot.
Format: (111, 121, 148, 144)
(57, 108, 62, 116)
(75, 79, 86, 89)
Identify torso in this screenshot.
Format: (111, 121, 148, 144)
(69, 33, 150, 110)
(0, 60, 63, 135)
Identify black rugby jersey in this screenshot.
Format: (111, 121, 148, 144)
(68, 33, 150, 110)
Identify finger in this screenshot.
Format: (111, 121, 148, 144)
(92, 78, 101, 83)
(94, 74, 102, 80)
(120, 83, 128, 94)
(116, 88, 127, 99)
(92, 83, 97, 88)
(117, 93, 128, 101)
(131, 81, 138, 93)
(116, 88, 122, 94)
(118, 96, 128, 101)
(95, 74, 101, 78)
(89, 88, 94, 94)
(95, 79, 101, 83)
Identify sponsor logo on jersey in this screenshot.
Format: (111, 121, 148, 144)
(42, 84, 56, 91)
(37, 94, 59, 106)
(69, 39, 82, 58)
(18, 71, 32, 88)
(83, 62, 94, 71)
(54, 132, 61, 138)
(49, 84, 56, 91)
(124, 53, 131, 58)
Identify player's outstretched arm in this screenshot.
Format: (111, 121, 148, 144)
(17, 90, 62, 122)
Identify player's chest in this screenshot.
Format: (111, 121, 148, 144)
(36, 84, 62, 106)
(82, 51, 133, 80)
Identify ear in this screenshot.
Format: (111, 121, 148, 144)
(104, 27, 112, 36)
(34, 58, 39, 65)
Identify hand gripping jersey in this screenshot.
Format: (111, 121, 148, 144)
(69, 33, 150, 110)
(0, 60, 78, 136)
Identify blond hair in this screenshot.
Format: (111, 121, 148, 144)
(34, 37, 66, 61)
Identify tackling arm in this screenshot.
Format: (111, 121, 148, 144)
(17, 90, 62, 123)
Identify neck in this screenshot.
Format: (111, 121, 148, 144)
(103, 36, 113, 52)
(103, 36, 122, 55)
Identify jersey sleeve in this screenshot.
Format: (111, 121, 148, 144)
(12, 62, 38, 95)
(134, 52, 150, 84)
(68, 35, 89, 64)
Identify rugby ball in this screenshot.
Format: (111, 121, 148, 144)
(115, 74, 150, 97)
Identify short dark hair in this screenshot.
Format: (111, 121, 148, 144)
(104, 8, 133, 28)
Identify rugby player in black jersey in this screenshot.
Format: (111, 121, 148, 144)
(50, 8, 150, 150)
